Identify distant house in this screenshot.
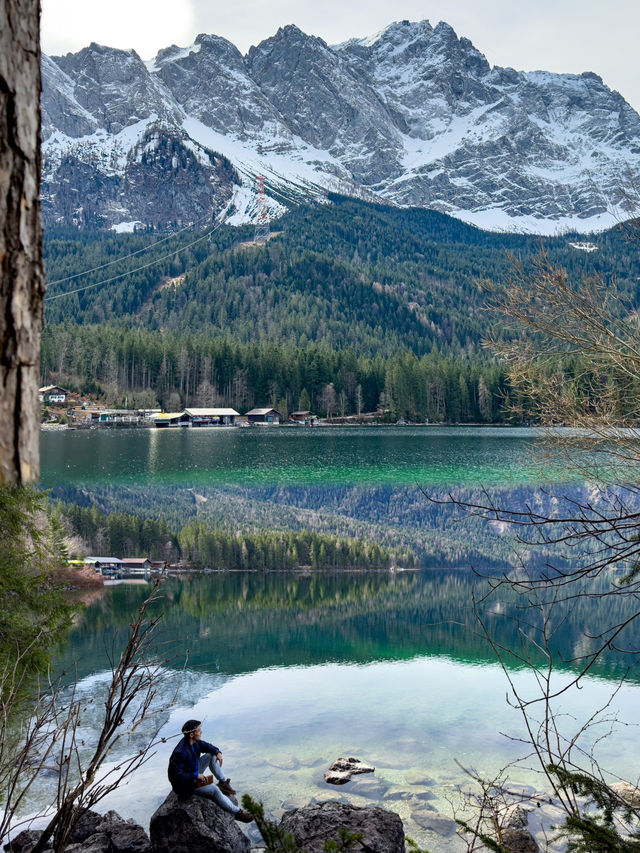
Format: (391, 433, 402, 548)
(246, 407, 281, 424)
(90, 409, 140, 424)
(39, 385, 69, 405)
(183, 408, 240, 426)
(149, 560, 168, 576)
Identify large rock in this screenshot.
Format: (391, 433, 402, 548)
(149, 792, 250, 853)
(68, 810, 150, 853)
(279, 801, 404, 853)
(4, 830, 49, 853)
(5, 810, 150, 853)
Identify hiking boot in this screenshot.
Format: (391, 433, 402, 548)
(218, 778, 236, 795)
(234, 809, 253, 823)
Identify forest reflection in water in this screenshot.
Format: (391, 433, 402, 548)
(59, 569, 640, 684)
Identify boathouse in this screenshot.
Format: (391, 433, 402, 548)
(83, 557, 123, 578)
(152, 408, 240, 427)
(183, 408, 239, 426)
(152, 411, 190, 427)
(121, 558, 151, 577)
(290, 410, 314, 424)
(246, 407, 281, 424)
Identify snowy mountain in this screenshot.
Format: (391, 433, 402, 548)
(41, 20, 640, 234)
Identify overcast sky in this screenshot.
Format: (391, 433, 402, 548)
(41, 0, 640, 113)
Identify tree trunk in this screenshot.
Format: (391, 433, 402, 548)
(0, 0, 44, 484)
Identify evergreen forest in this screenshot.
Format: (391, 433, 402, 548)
(42, 196, 640, 423)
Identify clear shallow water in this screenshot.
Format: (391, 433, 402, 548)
(39, 572, 640, 852)
(41, 426, 562, 488)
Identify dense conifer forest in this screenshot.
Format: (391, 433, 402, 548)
(42, 197, 640, 422)
(57, 501, 410, 570)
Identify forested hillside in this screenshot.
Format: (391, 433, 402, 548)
(56, 501, 406, 571)
(42, 197, 640, 421)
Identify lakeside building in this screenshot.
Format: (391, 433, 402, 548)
(289, 410, 316, 425)
(246, 407, 281, 424)
(120, 558, 152, 577)
(40, 385, 70, 404)
(152, 408, 240, 427)
(83, 556, 123, 578)
(81, 557, 169, 579)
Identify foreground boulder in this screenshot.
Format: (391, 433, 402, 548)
(279, 802, 404, 853)
(5, 810, 150, 853)
(149, 792, 250, 853)
(4, 830, 46, 853)
(325, 757, 375, 785)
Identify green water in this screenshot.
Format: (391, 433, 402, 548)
(41, 426, 559, 488)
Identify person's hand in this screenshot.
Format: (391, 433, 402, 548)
(216, 751, 223, 766)
(198, 773, 207, 781)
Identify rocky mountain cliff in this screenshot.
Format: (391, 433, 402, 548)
(41, 20, 640, 233)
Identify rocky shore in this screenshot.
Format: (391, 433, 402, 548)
(5, 793, 542, 853)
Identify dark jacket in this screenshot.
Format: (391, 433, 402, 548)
(168, 736, 219, 797)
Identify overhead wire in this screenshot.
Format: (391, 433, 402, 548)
(45, 198, 236, 303)
(46, 207, 219, 286)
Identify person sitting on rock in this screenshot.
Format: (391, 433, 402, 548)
(168, 719, 253, 822)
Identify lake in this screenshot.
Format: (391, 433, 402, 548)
(40, 426, 587, 569)
(33, 427, 640, 850)
(41, 425, 555, 488)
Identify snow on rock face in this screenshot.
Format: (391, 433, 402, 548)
(50, 43, 180, 134)
(153, 33, 293, 145)
(40, 19, 640, 233)
(246, 25, 403, 183)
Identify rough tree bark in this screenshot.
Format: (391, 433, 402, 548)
(0, 0, 44, 484)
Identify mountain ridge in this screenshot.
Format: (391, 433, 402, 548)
(41, 19, 640, 234)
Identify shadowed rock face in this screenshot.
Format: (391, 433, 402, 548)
(149, 791, 251, 853)
(279, 801, 405, 853)
(40, 20, 640, 231)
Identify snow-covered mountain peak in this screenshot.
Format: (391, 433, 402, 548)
(40, 20, 640, 233)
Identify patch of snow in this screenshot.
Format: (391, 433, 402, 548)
(110, 221, 143, 233)
(398, 101, 505, 168)
(456, 207, 624, 236)
(569, 241, 598, 252)
(145, 41, 202, 74)
(181, 116, 350, 199)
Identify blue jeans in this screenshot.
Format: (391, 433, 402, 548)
(194, 753, 238, 814)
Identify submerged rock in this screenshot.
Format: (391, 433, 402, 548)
(279, 802, 404, 853)
(324, 756, 375, 785)
(501, 806, 539, 853)
(409, 809, 457, 836)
